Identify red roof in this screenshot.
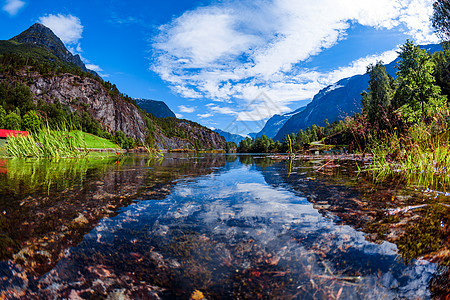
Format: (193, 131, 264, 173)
(0, 129, 29, 138)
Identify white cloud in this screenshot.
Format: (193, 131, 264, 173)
(398, 0, 440, 44)
(39, 14, 83, 44)
(178, 105, 195, 113)
(85, 64, 103, 72)
(2, 0, 25, 16)
(39, 14, 106, 78)
(209, 105, 238, 116)
(151, 0, 439, 118)
(175, 113, 183, 118)
(197, 113, 213, 119)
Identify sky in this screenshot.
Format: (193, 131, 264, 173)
(0, 0, 441, 135)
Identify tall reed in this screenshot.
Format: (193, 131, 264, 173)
(4, 123, 88, 158)
(371, 122, 450, 190)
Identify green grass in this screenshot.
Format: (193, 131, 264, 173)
(370, 123, 450, 189)
(3, 126, 87, 158)
(1, 125, 120, 158)
(70, 131, 119, 149)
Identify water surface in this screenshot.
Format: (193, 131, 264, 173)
(0, 154, 448, 299)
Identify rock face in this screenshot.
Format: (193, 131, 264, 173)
(28, 73, 149, 142)
(155, 125, 225, 150)
(135, 98, 176, 118)
(11, 23, 88, 72)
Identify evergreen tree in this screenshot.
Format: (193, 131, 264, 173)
(362, 61, 393, 126)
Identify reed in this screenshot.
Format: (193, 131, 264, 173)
(370, 122, 450, 189)
(4, 123, 88, 158)
(144, 144, 164, 158)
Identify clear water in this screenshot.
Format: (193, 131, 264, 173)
(0, 154, 448, 299)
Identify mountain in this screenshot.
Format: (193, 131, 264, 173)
(135, 98, 176, 118)
(0, 23, 226, 151)
(274, 43, 443, 141)
(10, 23, 94, 74)
(255, 106, 306, 139)
(214, 129, 245, 144)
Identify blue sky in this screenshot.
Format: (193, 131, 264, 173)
(0, 0, 440, 135)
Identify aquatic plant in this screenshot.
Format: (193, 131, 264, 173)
(4, 123, 88, 158)
(144, 144, 164, 158)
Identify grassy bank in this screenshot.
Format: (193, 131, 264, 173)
(72, 131, 120, 149)
(1, 127, 121, 158)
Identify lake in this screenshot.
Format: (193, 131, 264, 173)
(0, 154, 448, 299)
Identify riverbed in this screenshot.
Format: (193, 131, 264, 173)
(0, 154, 448, 299)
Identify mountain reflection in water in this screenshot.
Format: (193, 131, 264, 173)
(0, 154, 448, 299)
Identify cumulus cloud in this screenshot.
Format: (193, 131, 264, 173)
(2, 0, 25, 16)
(178, 105, 196, 113)
(39, 14, 107, 77)
(152, 0, 439, 119)
(39, 14, 83, 44)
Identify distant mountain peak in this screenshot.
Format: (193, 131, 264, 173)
(10, 23, 89, 73)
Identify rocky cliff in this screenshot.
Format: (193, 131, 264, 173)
(27, 72, 149, 142)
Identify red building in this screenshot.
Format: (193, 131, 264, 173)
(0, 129, 29, 148)
(0, 129, 29, 138)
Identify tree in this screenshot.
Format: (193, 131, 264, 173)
(431, 48, 450, 96)
(362, 61, 394, 128)
(254, 135, 270, 153)
(238, 137, 253, 153)
(432, 0, 450, 40)
(11, 82, 34, 113)
(225, 141, 237, 152)
(394, 40, 447, 123)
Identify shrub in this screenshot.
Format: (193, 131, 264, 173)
(4, 112, 21, 130)
(0, 105, 6, 128)
(22, 110, 40, 132)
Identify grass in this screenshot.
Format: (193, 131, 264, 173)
(0, 124, 123, 158)
(370, 122, 450, 190)
(3, 125, 87, 158)
(70, 131, 119, 149)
